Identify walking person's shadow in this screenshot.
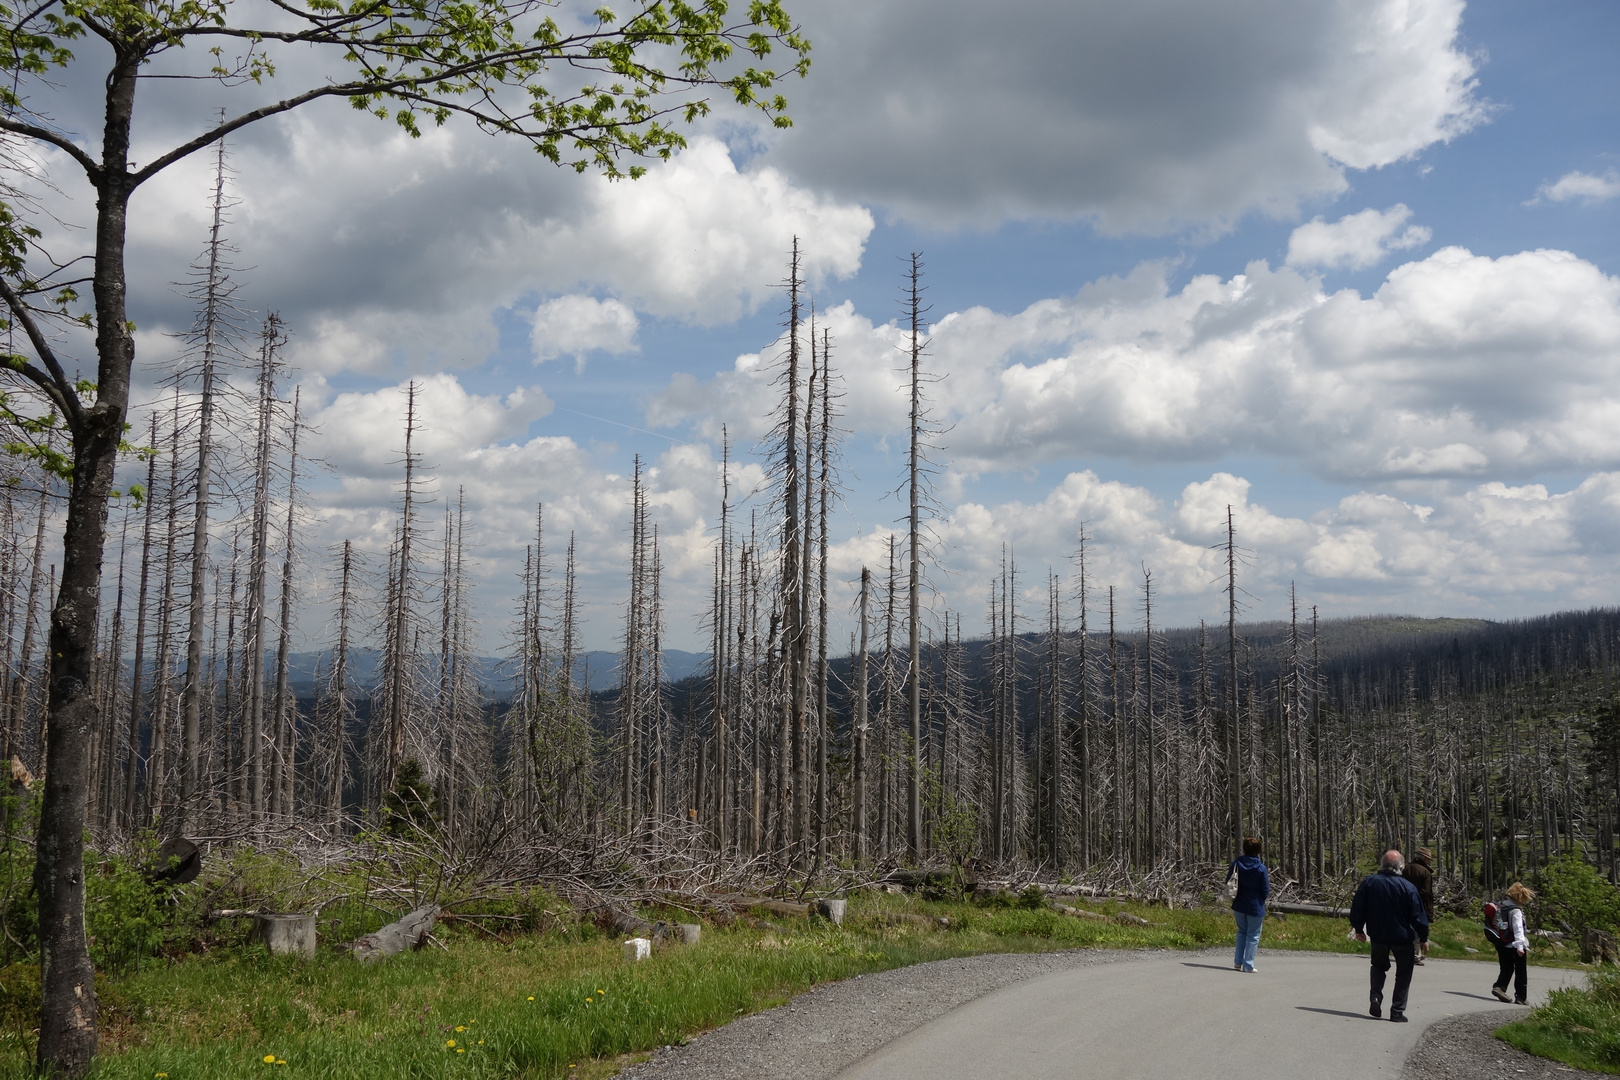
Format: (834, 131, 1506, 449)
(1295, 1007, 1384, 1020)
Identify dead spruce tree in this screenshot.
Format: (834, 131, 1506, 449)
(175, 136, 248, 834)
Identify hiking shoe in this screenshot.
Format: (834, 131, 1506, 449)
(1234, 963, 1242, 971)
(1390, 1013, 1409, 1023)
(1369, 1000, 1382, 1018)
(1413, 956, 1426, 966)
(1491, 987, 1512, 1003)
(1514, 999, 1527, 1006)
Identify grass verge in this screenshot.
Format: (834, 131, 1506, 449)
(1498, 965, 1620, 1074)
(0, 893, 1571, 1080)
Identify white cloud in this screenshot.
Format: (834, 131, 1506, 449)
(766, 0, 1484, 230)
(651, 246, 1620, 486)
(531, 296, 640, 363)
(37, 118, 872, 379)
(309, 374, 553, 478)
(822, 465, 1620, 630)
(1286, 204, 1432, 270)
(1530, 170, 1620, 205)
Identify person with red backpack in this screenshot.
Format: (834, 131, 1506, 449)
(1484, 882, 1534, 1004)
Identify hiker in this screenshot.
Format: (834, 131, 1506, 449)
(1225, 836, 1270, 973)
(1488, 882, 1533, 1005)
(1402, 848, 1436, 965)
(1349, 850, 1430, 1022)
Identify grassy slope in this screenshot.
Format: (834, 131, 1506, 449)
(1497, 966, 1620, 1074)
(0, 895, 1583, 1080)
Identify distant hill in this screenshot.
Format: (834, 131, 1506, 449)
(277, 646, 708, 700)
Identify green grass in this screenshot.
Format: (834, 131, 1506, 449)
(1498, 965, 1620, 1074)
(0, 894, 1563, 1080)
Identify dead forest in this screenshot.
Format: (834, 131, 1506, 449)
(2, 166, 1619, 908)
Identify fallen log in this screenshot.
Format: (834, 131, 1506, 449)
(347, 905, 439, 964)
(1268, 902, 1350, 918)
(1052, 903, 1111, 922)
(724, 896, 812, 919)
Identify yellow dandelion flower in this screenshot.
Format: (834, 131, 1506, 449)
(275, 1061, 287, 1067)
(597, 989, 605, 995)
(455, 1025, 467, 1033)
(155, 1073, 169, 1078)
(263, 1055, 276, 1064)
(456, 1049, 465, 1054)
(527, 996, 535, 1001)
(477, 1040, 484, 1045)
(446, 1039, 456, 1048)
(585, 997, 593, 1003)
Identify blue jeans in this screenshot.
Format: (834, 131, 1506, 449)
(1233, 911, 1264, 971)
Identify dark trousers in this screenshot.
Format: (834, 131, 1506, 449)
(1370, 940, 1416, 1016)
(1494, 943, 1528, 1003)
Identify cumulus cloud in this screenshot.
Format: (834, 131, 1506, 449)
(818, 465, 1620, 631)
(36, 118, 872, 379)
(651, 246, 1620, 485)
(765, 0, 1484, 230)
(531, 296, 640, 363)
(1529, 170, 1620, 205)
(309, 374, 554, 478)
(1286, 204, 1432, 270)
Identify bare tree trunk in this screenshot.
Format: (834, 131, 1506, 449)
(244, 319, 284, 820)
(176, 139, 234, 834)
(815, 333, 831, 864)
(385, 380, 419, 795)
(7, 480, 48, 768)
(1225, 505, 1242, 850)
(269, 390, 301, 820)
(854, 566, 870, 863)
(905, 253, 926, 861)
(148, 396, 182, 826)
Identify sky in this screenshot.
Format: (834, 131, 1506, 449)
(11, 0, 1620, 653)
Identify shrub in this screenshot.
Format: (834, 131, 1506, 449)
(85, 853, 167, 974)
(1537, 853, 1620, 934)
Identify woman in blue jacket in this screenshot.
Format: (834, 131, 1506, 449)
(1227, 836, 1271, 972)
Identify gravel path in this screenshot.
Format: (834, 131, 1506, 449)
(619, 948, 1600, 1080)
(618, 948, 1146, 1080)
(1403, 1010, 1597, 1079)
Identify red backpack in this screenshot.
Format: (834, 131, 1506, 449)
(1483, 899, 1516, 945)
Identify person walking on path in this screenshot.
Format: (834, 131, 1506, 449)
(1349, 850, 1430, 1022)
(1403, 848, 1436, 965)
(1489, 882, 1534, 1004)
(1226, 837, 1270, 973)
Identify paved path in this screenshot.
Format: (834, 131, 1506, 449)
(833, 952, 1585, 1080)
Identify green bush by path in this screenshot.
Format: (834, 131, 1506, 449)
(1499, 965, 1620, 1074)
(1537, 854, 1620, 936)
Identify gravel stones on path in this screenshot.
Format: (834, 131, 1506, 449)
(1403, 1010, 1597, 1079)
(617, 949, 1145, 1080)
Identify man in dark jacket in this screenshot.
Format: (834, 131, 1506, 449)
(1402, 848, 1436, 965)
(1350, 850, 1430, 1022)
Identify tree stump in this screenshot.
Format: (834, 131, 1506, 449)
(623, 937, 651, 962)
(1581, 928, 1618, 965)
(814, 899, 846, 926)
(254, 914, 316, 959)
(347, 905, 439, 964)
